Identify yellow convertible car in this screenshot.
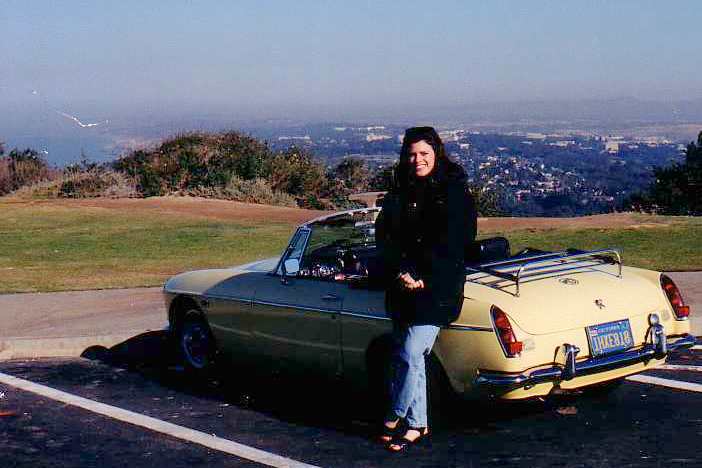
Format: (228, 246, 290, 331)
(163, 208, 694, 401)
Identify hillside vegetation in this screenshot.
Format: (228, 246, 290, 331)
(626, 131, 702, 215)
(0, 131, 366, 210)
(1, 130, 507, 214)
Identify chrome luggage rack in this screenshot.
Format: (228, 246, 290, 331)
(465, 248, 622, 297)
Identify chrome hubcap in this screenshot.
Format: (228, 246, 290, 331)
(182, 321, 209, 369)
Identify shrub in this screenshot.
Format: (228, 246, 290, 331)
(0, 149, 55, 195)
(113, 132, 353, 209)
(10, 168, 138, 199)
(219, 175, 297, 206)
(114, 131, 272, 196)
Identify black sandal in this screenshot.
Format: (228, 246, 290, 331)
(378, 419, 400, 444)
(386, 427, 430, 452)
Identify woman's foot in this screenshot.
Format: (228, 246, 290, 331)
(378, 418, 400, 444)
(386, 427, 430, 452)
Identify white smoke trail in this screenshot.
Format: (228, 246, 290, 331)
(55, 110, 109, 128)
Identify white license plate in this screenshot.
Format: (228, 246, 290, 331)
(586, 319, 634, 357)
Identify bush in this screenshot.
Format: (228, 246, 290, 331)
(113, 132, 353, 209)
(221, 176, 296, 206)
(10, 167, 138, 199)
(0, 149, 55, 195)
(114, 131, 272, 196)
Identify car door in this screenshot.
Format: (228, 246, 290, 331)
(250, 227, 344, 377)
(252, 275, 344, 377)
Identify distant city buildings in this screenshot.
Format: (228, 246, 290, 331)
(262, 122, 685, 215)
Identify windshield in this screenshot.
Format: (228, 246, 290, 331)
(298, 210, 380, 281)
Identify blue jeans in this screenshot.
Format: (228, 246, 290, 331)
(387, 323, 440, 428)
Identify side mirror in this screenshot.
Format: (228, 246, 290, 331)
(283, 258, 300, 276)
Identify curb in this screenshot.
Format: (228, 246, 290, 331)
(0, 332, 150, 360)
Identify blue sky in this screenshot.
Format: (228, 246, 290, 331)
(2, 0, 701, 129)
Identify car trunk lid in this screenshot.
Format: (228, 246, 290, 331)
(465, 266, 662, 335)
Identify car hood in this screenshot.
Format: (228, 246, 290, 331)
(164, 257, 279, 295)
(463, 266, 666, 335)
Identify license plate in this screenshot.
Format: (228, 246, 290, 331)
(586, 319, 634, 357)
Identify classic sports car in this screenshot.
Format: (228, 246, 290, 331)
(163, 207, 694, 402)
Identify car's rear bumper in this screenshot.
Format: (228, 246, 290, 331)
(476, 333, 696, 389)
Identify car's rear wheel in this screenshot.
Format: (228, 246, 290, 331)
(176, 310, 216, 374)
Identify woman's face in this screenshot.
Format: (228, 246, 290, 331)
(408, 140, 436, 178)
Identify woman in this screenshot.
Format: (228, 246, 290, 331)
(375, 126, 477, 452)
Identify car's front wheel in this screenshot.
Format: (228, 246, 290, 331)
(176, 310, 216, 374)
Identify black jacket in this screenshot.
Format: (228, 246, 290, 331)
(375, 163, 477, 326)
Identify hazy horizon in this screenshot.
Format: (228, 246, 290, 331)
(2, 1, 702, 163)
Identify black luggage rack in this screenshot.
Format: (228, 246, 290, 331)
(465, 248, 622, 297)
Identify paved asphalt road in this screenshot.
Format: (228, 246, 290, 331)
(1, 272, 700, 466)
(2, 344, 702, 467)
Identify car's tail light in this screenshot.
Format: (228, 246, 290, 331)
(661, 274, 690, 320)
(491, 305, 523, 357)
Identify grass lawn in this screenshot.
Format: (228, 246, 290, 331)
(482, 219, 702, 272)
(1, 199, 700, 293)
(0, 200, 296, 293)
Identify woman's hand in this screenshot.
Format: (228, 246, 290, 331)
(398, 272, 425, 290)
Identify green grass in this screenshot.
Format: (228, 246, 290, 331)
(0, 202, 295, 292)
(1, 200, 700, 293)
(483, 218, 702, 272)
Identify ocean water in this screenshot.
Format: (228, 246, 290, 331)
(5, 134, 118, 167)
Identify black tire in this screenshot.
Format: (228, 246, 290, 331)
(176, 310, 217, 375)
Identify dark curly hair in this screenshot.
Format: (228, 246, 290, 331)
(393, 126, 461, 192)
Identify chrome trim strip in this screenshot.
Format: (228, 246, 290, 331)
(272, 227, 311, 276)
(204, 294, 252, 304)
(446, 324, 493, 332)
(339, 311, 391, 321)
(336, 314, 493, 329)
(164, 289, 202, 296)
(514, 249, 621, 296)
(252, 299, 339, 315)
(301, 207, 382, 227)
(476, 334, 696, 388)
(467, 248, 623, 297)
(165, 290, 253, 305)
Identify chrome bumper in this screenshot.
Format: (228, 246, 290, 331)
(476, 333, 696, 389)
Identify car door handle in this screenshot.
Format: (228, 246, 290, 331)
(321, 294, 341, 301)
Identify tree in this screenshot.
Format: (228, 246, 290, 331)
(686, 132, 702, 214)
(625, 131, 702, 215)
(332, 157, 370, 192)
(0, 148, 51, 195)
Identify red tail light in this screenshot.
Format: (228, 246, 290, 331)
(491, 306, 523, 357)
(661, 274, 690, 319)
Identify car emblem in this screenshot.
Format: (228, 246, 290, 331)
(594, 299, 606, 309)
(559, 278, 579, 285)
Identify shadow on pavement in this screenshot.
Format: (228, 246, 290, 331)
(78, 330, 598, 439)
